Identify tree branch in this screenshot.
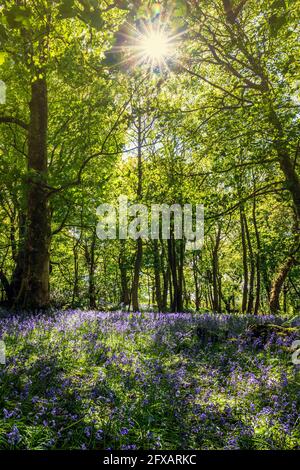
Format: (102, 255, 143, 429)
(207, 182, 285, 220)
(0, 116, 29, 131)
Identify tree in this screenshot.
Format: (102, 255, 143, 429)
(0, 0, 127, 308)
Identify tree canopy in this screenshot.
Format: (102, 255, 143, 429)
(0, 0, 299, 314)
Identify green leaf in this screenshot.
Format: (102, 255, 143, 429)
(4, 5, 32, 29)
(269, 12, 287, 36)
(0, 51, 7, 65)
(58, 0, 77, 19)
(271, 0, 287, 10)
(80, 7, 104, 30)
(0, 24, 8, 42)
(174, 0, 187, 17)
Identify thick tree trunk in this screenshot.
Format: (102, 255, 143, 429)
(10, 212, 26, 303)
(268, 107, 300, 221)
(269, 257, 294, 314)
(13, 78, 50, 309)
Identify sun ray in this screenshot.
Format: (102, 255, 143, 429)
(108, 18, 185, 73)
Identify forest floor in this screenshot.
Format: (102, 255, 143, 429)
(0, 311, 299, 450)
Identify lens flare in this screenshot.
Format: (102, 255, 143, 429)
(140, 30, 170, 62)
(109, 16, 184, 73)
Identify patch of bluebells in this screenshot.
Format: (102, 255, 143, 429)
(0, 310, 299, 449)
(6, 425, 21, 445)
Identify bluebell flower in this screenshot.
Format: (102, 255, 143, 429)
(7, 425, 21, 445)
(120, 427, 129, 435)
(95, 429, 104, 440)
(84, 426, 92, 438)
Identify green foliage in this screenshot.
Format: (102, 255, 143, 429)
(0, 0, 299, 312)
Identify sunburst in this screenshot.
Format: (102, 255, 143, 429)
(130, 21, 175, 71)
(110, 17, 183, 73)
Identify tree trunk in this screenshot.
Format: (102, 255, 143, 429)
(0, 271, 12, 303)
(270, 209, 300, 313)
(161, 241, 169, 312)
(268, 106, 300, 221)
(177, 239, 184, 312)
(283, 283, 288, 313)
(240, 206, 248, 313)
(12, 78, 50, 309)
(168, 237, 177, 311)
(168, 235, 183, 312)
(218, 273, 222, 314)
(131, 113, 143, 312)
(252, 191, 261, 314)
(269, 257, 294, 314)
(153, 239, 163, 311)
(119, 240, 130, 306)
(193, 253, 200, 310)
(85, 230, 97, 309)
(10, 211, 26, 303)
(132, 237, 143, 312)
(244, 213, 255, 313)
(212, 226, 221, 312)
(72, 237, 80, 307)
